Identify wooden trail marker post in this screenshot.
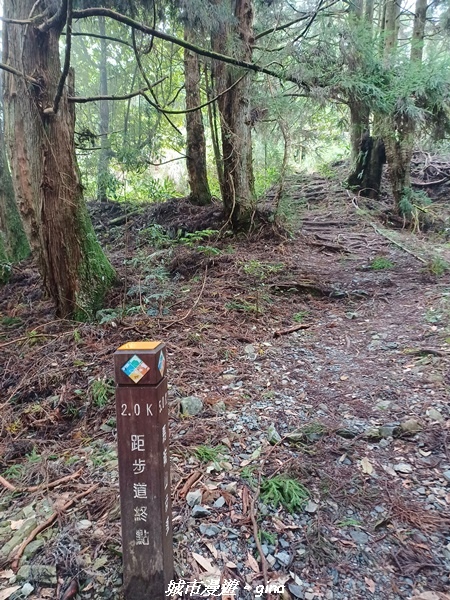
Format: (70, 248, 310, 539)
(114, 341, 173, 599)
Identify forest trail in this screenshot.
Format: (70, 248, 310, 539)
(1, 170, 450, 600)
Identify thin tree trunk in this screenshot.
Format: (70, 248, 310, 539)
(97, 15, 110, 202)
(205, 65, 224, 192)
(3, 0, 115, 318)
(211, 0, 256, 230)
(184, 27, 211, 206)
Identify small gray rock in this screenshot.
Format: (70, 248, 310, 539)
(394, 463, 413, 474)
(267, 424, 282, 445)
(21, 583, 34, 597)
(17, 565, 57, 585)
(364, 427, 381, 439)
(191, 505, 210, 518)
(274, 551, 291, 566)
(379, 426, 397, 438)
(304, 500, 318, 513)
(427, 408, 444, 423)
(350, 530, 369, 545)
(442, 470, 450, 483)
(212, 401, 226, 414)
(23, 539, 45, 558)
(266, 554, 276, 567)
(199, 524, 221, 537)
(186, 490, 203, 507)
(180, 396, 204, 416)
(401, 419, 422, 434)
(376, 400, 391, 411)
(288, 583, 304, 598)
(214, 496, 226, 508)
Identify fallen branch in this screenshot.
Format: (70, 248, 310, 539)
(177, 470, 203, 499)
(273, 323, 312, 338)
(108, 210, 142, 226)
(10, 484, 99, 571)
(411, 177, 449, 187)
(0, 475, 16, 491)
(249, 489, 269, 591)
(0, 469, 83, 493)
(370, 223, 427, 264)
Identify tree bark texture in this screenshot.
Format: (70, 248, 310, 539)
(184, 27, 211, 206)
(3, 0, 115, 318)
(211, 0, 256, 230)
(0, 78, 30, 272)
(97, 15, 111, 202)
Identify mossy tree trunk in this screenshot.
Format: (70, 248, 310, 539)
(3, 0, 115, 318)
(184, 25, 212, 206)
(211, 0, 256, 230)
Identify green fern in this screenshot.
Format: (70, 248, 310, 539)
(260, 475, 310, 513)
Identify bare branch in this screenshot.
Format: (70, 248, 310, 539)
(63, 31, 133, 49)
(71, 7, 308, 89)
(52, 0, 73, 115)
(68, 79, 166, 103)
(0, 61, 38, 85)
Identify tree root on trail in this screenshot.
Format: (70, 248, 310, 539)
(0, 468, 83, 493)
(370, 223, 427, 263)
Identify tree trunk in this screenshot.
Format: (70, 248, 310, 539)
(205, 65, 224, 192)
(0, 78, 30, 273)
(349, 100, 370, 165)
(348, 134, 386, 198)
(3, 0, 115, 318)
(211, 0, 256, 230)
(383, 0, 427, 212)
(184, 27, 211, 206)
(97, 15, 111, 202)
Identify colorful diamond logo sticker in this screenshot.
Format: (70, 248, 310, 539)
(122, 354, 150, 383)
(158, 352, 166, 376)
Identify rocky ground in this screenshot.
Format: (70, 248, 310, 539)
(1, 165, 450, 600)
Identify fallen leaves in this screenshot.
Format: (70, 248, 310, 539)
(247, 551, 260, 573)
(360, 457, 374, 475)
(0, 587, 20, 600)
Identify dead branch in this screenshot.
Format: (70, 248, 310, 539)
(177, 471, 203, 499)
(273, 323, 312, 337)
(0, 475, 16, 491)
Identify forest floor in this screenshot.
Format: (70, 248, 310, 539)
(1, 160, 450, 600)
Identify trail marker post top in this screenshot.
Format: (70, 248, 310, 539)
(114, 341, 173, 600)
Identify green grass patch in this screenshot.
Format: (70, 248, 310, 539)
(193, 444, 226, 463)
(370, 256, 394, 270)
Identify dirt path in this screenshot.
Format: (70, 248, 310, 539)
(0, 180, 449, 600)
